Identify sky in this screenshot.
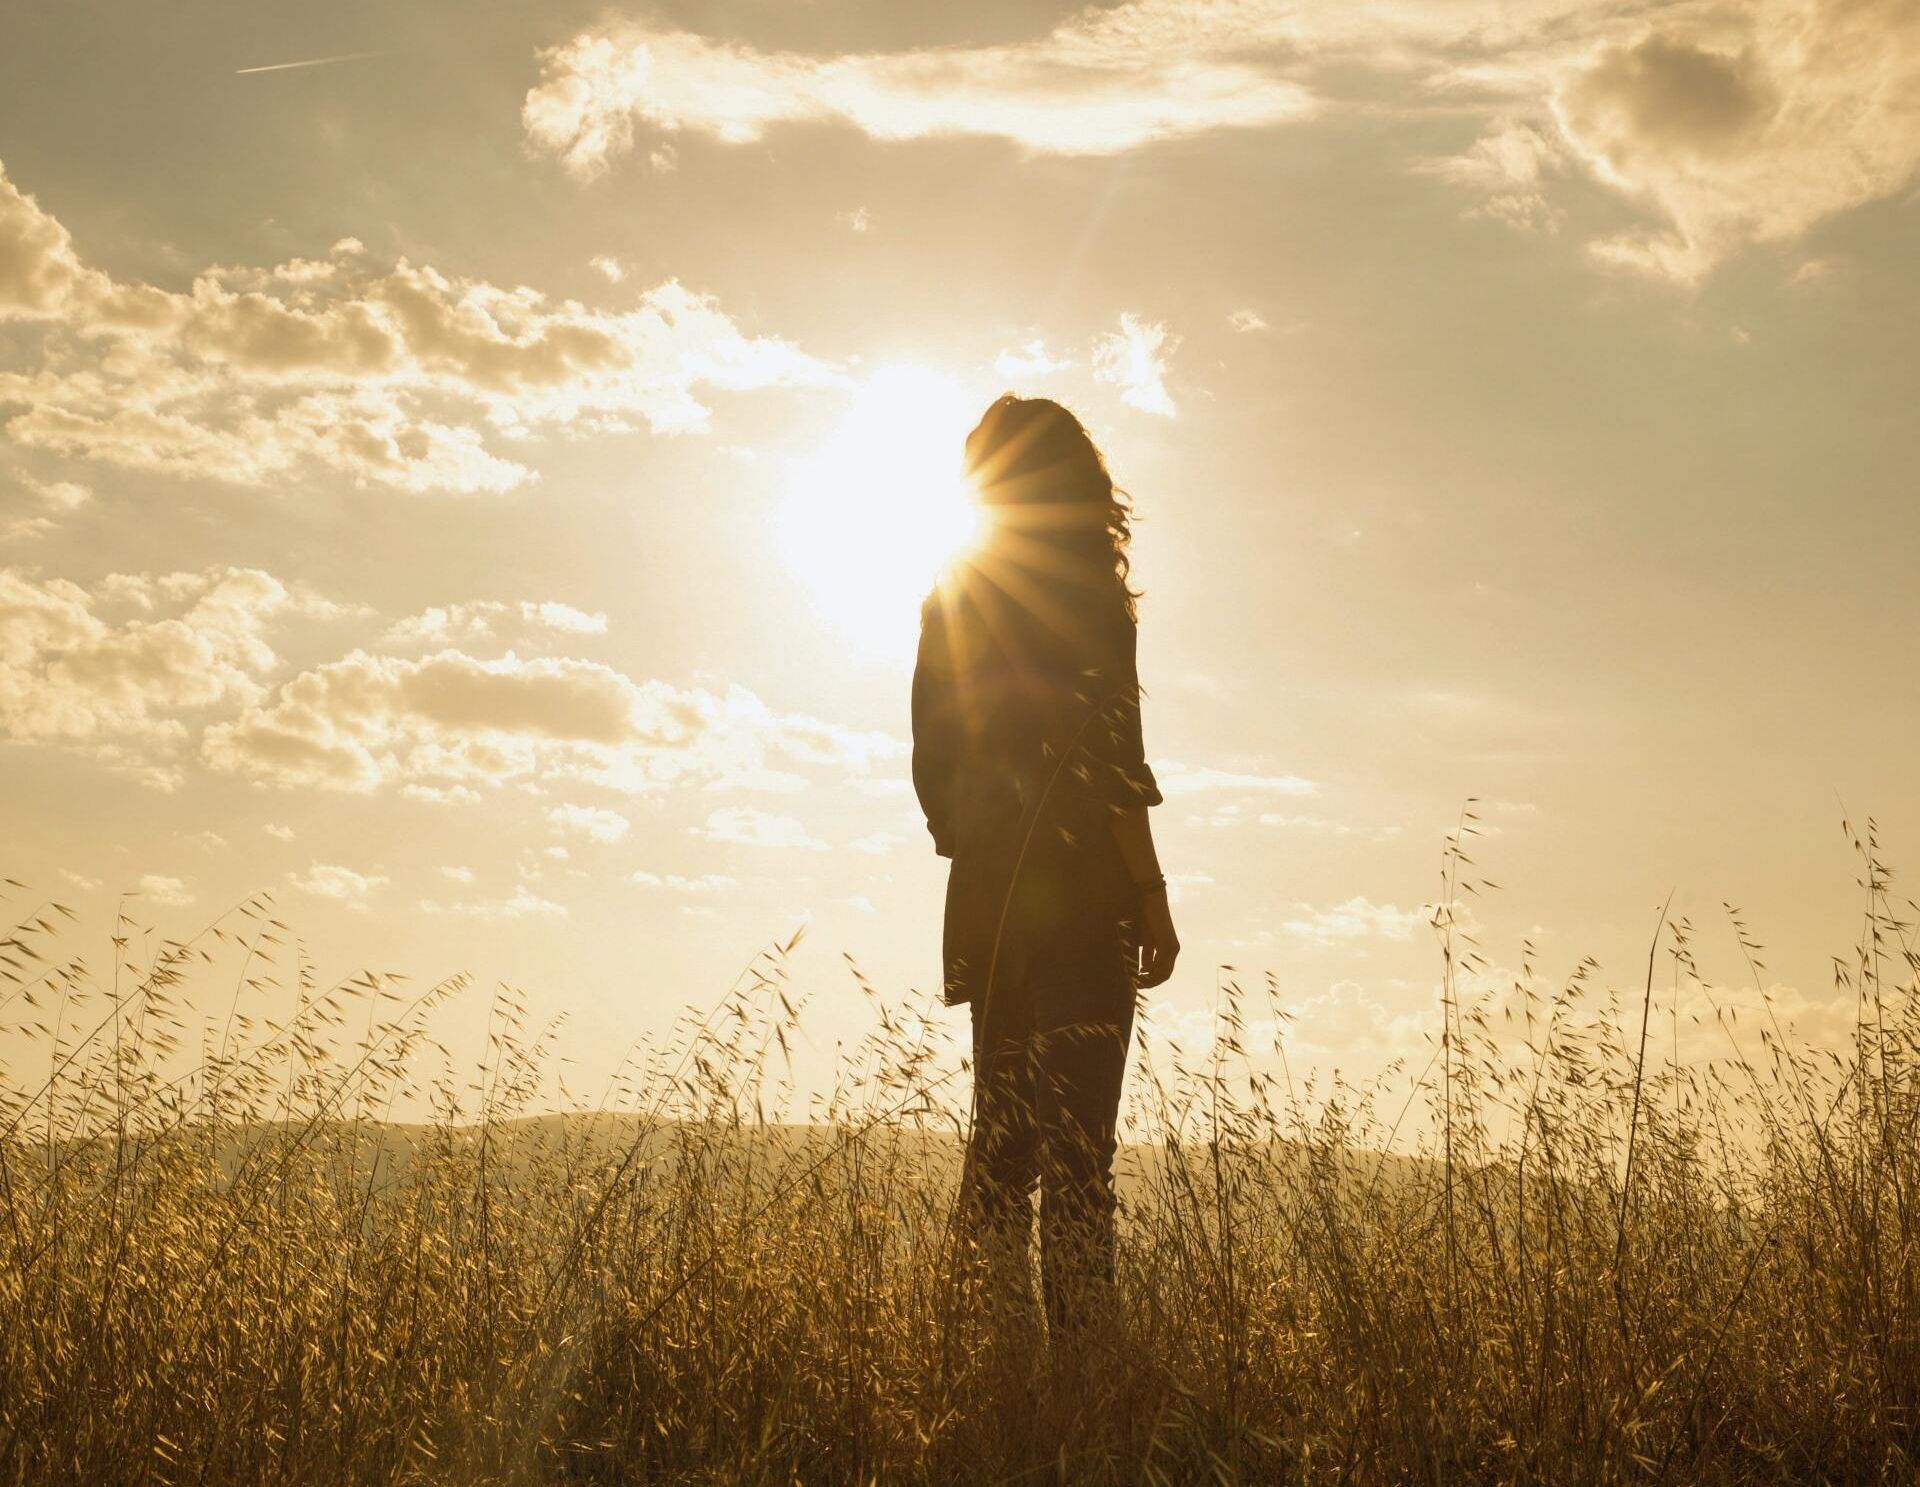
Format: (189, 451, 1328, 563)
(3, 0, 1918, 1114)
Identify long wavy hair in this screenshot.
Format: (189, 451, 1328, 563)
(963, 395, 1139, 621)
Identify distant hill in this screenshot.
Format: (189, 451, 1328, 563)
(10, 1109, 1445, 1214)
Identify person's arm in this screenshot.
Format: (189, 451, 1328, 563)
(1111, 805, 1179, 987)
(1068, 608, 1179, 987)
(911, 593, 960, 857)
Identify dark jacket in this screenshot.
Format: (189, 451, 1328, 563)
(911, 559, 1162, 1006)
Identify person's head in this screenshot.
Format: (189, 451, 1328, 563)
(963, 395, 1138, 617)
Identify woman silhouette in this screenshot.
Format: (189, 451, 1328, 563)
(913, 395, 1179, 1345)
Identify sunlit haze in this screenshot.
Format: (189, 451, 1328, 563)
(774, 365, 984, 654)
(3, 0, 1918, 1114)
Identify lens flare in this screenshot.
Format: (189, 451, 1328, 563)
(774, 365, 982, 655)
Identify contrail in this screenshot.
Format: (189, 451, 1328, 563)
(235, 51, 378, 76)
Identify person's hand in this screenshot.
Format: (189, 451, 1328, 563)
(1136, 884, 1180, 988)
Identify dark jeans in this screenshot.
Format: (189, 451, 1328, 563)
(963, 967, 1136, 1340)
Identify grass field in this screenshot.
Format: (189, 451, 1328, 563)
(3, 820, 1918, 1484)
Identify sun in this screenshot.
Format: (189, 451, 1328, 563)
(773, 365, 983, 655)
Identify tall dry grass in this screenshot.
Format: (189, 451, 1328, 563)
(2, 810, 1918, 1484)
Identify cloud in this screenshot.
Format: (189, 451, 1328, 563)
(1415, 0, 1920, 280)
(522, 12, 1315, 175)
(632, 870, 737, 892)
(264, 823, 295, 841)
(698, 806, 827, 850)
(847, 829, 902, 855)
(404, 783, 481, 805)
(418, 886, 567, 920)
(28, 479, 90, 512)
(589, 254, 625, 284)
(1563, 33, 1776, 163)
(2, 473, 91, 542)
(0, 158, 839, 492)
(1283, 896, 1425, 943)
(0, 514, 49, 545)
(1551, 6, 1920, 281)
(288, 861, 388, 907)
(992, 339, 1072, 380)
(199, 647, 687, 791)
(0, 566, 296, 761)
(0, 166, 90, 316)
(1417, 119, 1567, 231)
(441, 865, 476, 883)
(1091, 313, 1177, 416)
(1226, 308, 1269, 333)
(1258, 812, 1405, 842)
(384, 598, 608, 645)
(522, 600, 608, 635)
(1166, 871, 1213, 904)
(524, 1, 1920, 283)
(199, 648, 650, 790)
(133, 874, 195, 907)
(202, 643, 901, 797)
(1187, 801, 1248, 829)
(1154, 762, 1317, 797)
(547, 801, 631, 842)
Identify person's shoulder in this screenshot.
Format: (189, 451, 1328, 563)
(920, 565, 957, 618)
(917, 570, 970, 651)
(922, 555, 993, 620)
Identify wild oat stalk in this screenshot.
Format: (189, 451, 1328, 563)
(2, 831, 1918, 1485)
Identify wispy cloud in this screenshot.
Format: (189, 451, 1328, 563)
(1, 474, 89, 542)
(200, 640, 899, 798)
(1283, 896, 1425, 943)
(1551, 6, 1920, 282)
(1, 565, 296, 773)
(0, 158, 839, 493)
(1415, 0, 1920, 280)
(632, 870, 738, 893)
(418, 886, 567, 921)
(384, 599, 608, 646)
(698, 807, 827, 850)
(1154, 763, 1317, 797)
(1258, 812, 1405, 842)
(288, 861, 388, 908)
(992, 339, 1072, 381)
(133, 873, 195, 906)
(522, 14, 1314, 176)
(524, 0, 1920, 283)
(547, 802, 630, 843)
(1091, 313, 1177, 417)
(1417, 120, 1567, 233)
